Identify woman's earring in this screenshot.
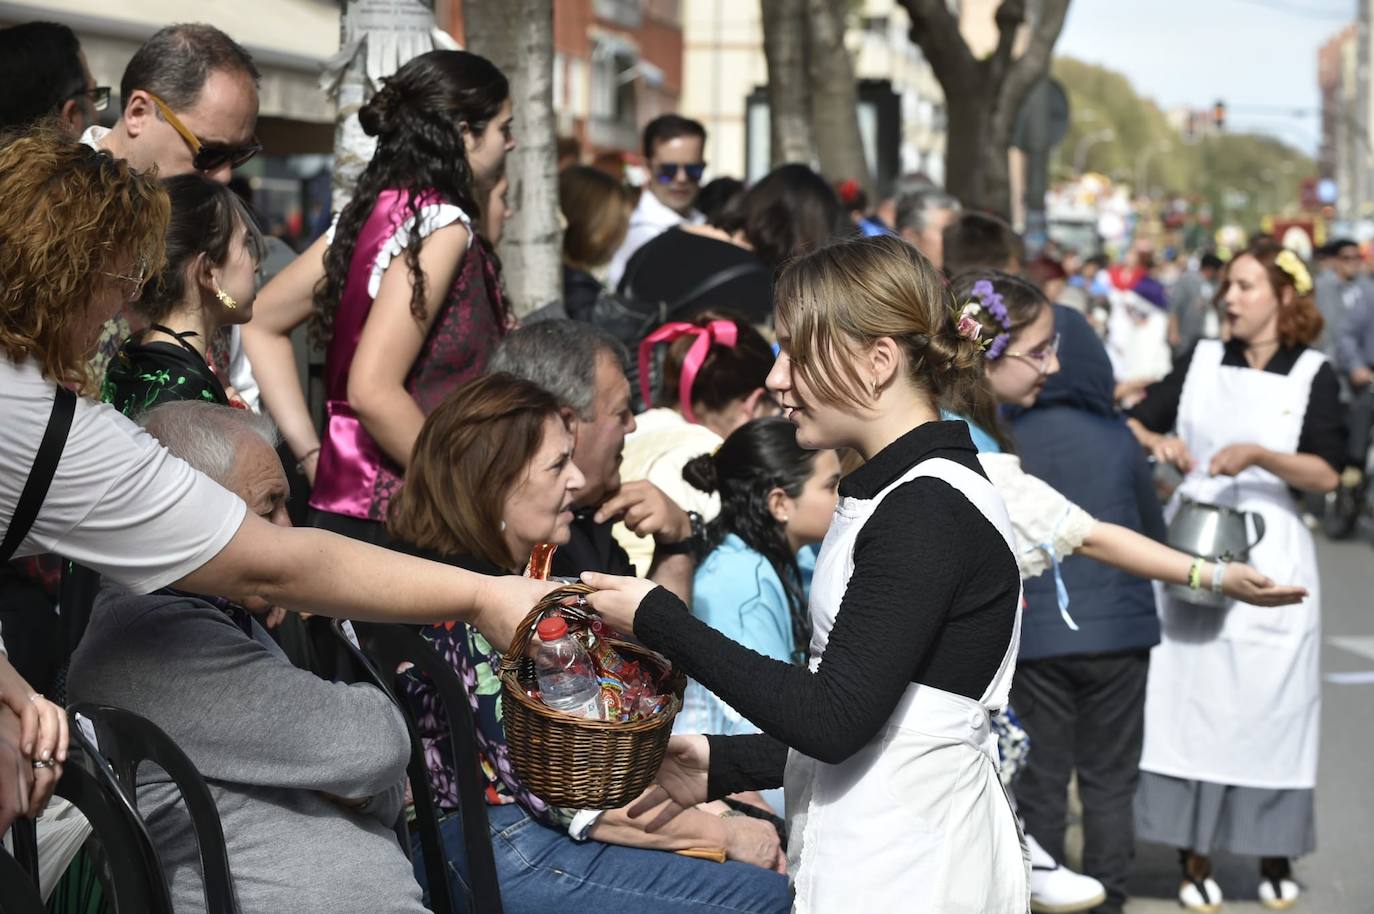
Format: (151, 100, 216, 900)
(214, 286, 238, 310)
(780, 515, 790, 524)
(500, 520, 507, 532)
(871, 376, 880, 399)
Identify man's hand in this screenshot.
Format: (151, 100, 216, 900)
(593, 481, 691, 544)
(1351, 365, 1372, 389)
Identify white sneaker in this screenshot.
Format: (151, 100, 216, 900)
(1027, 832, 1107, 914)
(1178, 876, 1223, 913)
(1258, 876, 1300, 909)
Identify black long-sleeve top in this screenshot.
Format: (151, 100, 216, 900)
(635, 421, 1021, 798)
(1129, 340, 1345, 471)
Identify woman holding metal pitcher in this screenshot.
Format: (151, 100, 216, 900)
(1127, 238, 1344, 913)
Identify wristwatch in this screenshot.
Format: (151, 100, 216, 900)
(655, 510, 707, 561)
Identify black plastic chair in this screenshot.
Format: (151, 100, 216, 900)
(70, 704, 240, 914)
(331, 619, 504, 914)
(0, 843, 45, 914)
(55, 723, 175, 913)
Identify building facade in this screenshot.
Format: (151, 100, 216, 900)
(446, 0, 685, 167)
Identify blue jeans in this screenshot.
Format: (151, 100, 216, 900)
(413, 803, 791, 914)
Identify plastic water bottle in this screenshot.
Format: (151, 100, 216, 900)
(533, 617, 605, 720)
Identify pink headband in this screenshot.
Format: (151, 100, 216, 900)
(638, 319, 738, 424)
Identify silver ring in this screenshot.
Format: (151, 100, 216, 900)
(31, 758, 54, 769)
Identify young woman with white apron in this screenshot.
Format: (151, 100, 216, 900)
(586, 235, 1031, 913)
(1127, 242, 1345, 912)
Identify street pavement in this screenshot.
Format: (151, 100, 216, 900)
(1116, 531, 1374, 914)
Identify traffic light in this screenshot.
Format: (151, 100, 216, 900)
(1212, 100, 1226, 131)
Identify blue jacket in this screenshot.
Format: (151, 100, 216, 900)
(1007, 306, 1164, 660)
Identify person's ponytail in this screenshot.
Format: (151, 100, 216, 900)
(682, 451, 719, 494)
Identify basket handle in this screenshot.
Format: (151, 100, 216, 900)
(499, 582, 596, 675)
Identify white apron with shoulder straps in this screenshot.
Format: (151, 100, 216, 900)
(1140, 339, 1323, 789)
(783, 456, 1030, 914)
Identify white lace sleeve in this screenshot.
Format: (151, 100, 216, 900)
(324, 203, 473, 298)
(978, 452, 1097, 579)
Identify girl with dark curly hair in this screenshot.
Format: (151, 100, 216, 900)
(243, 50, 515, 543)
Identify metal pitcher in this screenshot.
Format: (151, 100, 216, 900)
(1164, 498, 1266, 607)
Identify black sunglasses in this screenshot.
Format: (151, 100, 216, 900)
(655, 162, 706, 184)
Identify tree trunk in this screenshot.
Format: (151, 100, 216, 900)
(900, 0, 1071, 217)
(465, 0, 562, 317)
(760, 0, 817, 168)
(806, 0, 871, 193)
(327, 0, 442, 213)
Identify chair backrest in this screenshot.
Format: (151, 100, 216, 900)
(339, 620, 505, 914)
(56, 723, 176, 913)
(69, 704, 240, 914)
(0, 843, 46, 914)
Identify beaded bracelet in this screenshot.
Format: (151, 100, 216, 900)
(1188, 556, 1206, 591)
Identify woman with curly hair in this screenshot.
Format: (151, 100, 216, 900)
(1127, 241, 1342, 911)
(243, 50, 515, 543)
(0, 129, 549, 834)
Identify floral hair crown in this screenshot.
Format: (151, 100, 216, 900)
(954, 279, 1013, 360)
(1273, 249, 1313, 296)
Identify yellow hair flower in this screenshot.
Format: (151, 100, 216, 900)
(1274, 249, 1313, 296)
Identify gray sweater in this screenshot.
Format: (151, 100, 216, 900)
(68, 588, 428, 914)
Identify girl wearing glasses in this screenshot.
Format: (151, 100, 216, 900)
(244, 50, 517, 544)
(947, 270, 1300, 608)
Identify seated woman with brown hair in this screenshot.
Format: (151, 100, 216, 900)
(387, 372, 790, 914)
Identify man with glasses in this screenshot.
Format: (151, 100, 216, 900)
(80, 23, 261, 185)
(607, 114, 708, 288)
(0, 21, 104, 140)
(80, 23, 263, 390)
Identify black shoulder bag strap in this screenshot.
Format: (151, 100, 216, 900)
(0, 386, 76, 564)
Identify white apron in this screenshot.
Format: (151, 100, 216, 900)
(783, 457, 1030, 914)
(1140, 339, 1323, 789)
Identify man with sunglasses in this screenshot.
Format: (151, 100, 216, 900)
(607, 114, 709, 288)
(79, 23, 264, 394)
(80, 23, 262, 185)
(0, 21, 103, 141)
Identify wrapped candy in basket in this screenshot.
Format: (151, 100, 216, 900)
(498, 545, 685, 809)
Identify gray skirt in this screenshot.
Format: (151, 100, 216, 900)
(1135, 771, 1315, 857)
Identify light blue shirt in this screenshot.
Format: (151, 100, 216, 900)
(674, 534, 798, 738)
(941, 409, 1002, 454)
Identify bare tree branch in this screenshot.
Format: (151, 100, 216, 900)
(987, 0, 1025, 89)
(899, 0, 974, 88)
(1000, 0, 1071, 120)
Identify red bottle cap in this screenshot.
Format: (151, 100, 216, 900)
(536, 616, 569, 642)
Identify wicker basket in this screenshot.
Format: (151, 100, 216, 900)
(499, 583, 685, 809)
